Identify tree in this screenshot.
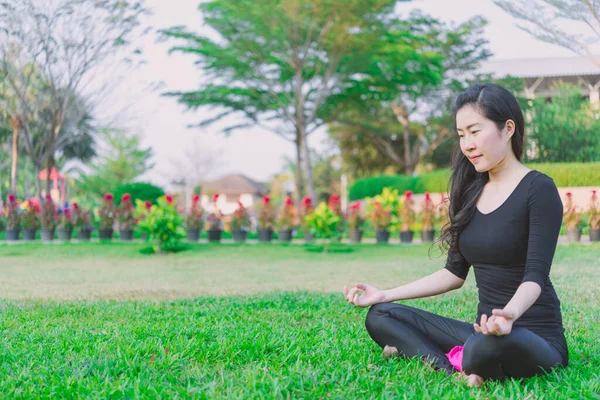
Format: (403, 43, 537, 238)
(73, 129, 154, 205)
(0, 0, 149, 195)
(327, 13, 491, 175)
(526, 82, 600, 162)
(493, 0, 600, 66)
(160, 0, 425, 204)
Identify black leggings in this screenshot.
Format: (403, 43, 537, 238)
(365, 303, 566, 380)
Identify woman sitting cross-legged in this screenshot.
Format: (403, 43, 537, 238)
(343, 83, 568, 388)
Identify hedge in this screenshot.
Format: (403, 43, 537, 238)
(349, 162, 600, 201)
(113, 182, 165, 205)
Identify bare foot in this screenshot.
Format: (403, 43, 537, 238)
(466, 373, 484, 388)
(382, 345, 398, 358)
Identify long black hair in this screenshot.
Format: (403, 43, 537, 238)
(436, 83, 525, 261)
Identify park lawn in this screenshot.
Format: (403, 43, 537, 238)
(0, 242, 598, 399)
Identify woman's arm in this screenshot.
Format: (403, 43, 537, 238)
(382, 268, 465, 302)
(500, 282, 542, 322)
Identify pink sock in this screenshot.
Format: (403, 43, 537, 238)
(445, 345, 464, 372)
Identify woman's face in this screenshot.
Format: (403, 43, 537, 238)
(455, 105, 515, 172)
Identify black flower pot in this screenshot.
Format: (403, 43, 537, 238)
(258, 229, 273, 242)
(400, 230, 414, 243)
(6, 229, 20, 241)
(590, 228, 600, 242)
(566, 228, 582, 243)
(99, 228, 114, 240)
(421, 229, 435, 242)
(375, 230, 390, 244)
(41, 228, 55, 241)
(233, 230, 247, 242)
(279, 229, 293, 242)
(207, 229, 222, 242)
(119, 230, 134, 241)
(349, 230, 363, 243)
(77, 228, 92, 241)
(23, 229, 37, 241)
(58, 228, 73, 241)
(303, 230, 315, 242)
(186, 229, 200, 241)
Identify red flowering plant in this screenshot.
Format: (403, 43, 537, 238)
(299, 196, 314, 230)
(205, 193, 223, 230)
(367, 200, 392, 231)
(258, 195, 276, 230)
(419, 192, 436, 230)
(563, 192, 582, 230)
(22, 199, 40, 230)
(116, 193, 136, 230)
(3, 194, 21, 230)
(98, 193, 116, 229)
(328, 193, 345, 233)
(134, 200, 153, 227)
(230, 201, 251, 231)
(185, 194, 204, 230)
(277, 196, 298, 230)
(40, 194, 58, 230)
(347, 201, 365, 231)
(437, 194, 450, 229)
(587, 190, 600, 230)
(400, 191, 416, 231)
(72, 202, 92, 231)
(57, 208, 74, 230)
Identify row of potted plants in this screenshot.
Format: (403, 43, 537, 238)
(563, 190, 600, 242)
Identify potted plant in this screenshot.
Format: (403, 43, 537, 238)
(563, 192, 582, 243)
(347, 201, 365, 243)
(587, 189, 600, 242)
(72, 203, 93, 240)
(133, 200, 153, 241)
(40, 194, 58, 241)
(57, 208, 74, 241)
(437, 194, 450, 231)
(230, 201, 250, 242)
(305, 202, 345, 252)
(21, 199, 40, 241)
(138, 194, 185, 254)
(98, 193, 116, 240)
(257, 195, 276, 242)
(205, 193, 223, 242)
(420, 192, 436, 242)
(185, 194, 204, 241)
(277, 196, 297, 242)
(368, 200, 392, 243)
(3, 194, 21, 241)
(116, 193, 136, 241)
(300, 196, 314, 242)
(399, 191, 416, 243)
(328, 194, 345, 241)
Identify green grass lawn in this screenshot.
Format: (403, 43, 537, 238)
(0, 242, 598, 398)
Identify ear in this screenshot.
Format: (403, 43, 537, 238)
(504, 120, 516, 140)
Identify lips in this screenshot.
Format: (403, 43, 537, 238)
(469, 155, 482, 160)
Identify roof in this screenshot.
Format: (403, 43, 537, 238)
(478, 55, 600, 79)
(201, 174, 266, 196)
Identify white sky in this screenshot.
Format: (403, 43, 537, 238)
(114, 0, 578, 189)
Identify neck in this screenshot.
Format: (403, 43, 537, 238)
(487, 152, 523, 183)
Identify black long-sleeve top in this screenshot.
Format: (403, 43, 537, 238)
(444, 170, 568, 361)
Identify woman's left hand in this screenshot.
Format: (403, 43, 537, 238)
(474, 309, 514, 336)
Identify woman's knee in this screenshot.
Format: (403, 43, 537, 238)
(462, 333, 503, 373)
(364, 303, 390, 334)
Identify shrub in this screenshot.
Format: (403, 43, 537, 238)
(138, 195, 185, 253)
(349, 175, 424, 201)
(347, 201, 365, 231)
(22, 199, 40, 230)
(113, 182, 165, 206)
(98, 193, 116, 229)
(299, 197, 314, 230)
(305, 202, 343, 241)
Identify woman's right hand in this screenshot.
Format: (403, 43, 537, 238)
(343, 283, 387, 308)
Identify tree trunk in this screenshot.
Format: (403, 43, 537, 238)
(10, 116, 19, 195)
(34, 164, 42, 199)
(295, 132, 304, 207)
(300, 127, 316, 202)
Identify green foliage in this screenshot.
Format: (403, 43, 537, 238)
(365, 187, 401, 231)
(350, 163, 600, 200)
(526, 83, 600, 163)
(305, 202, 343, 242)
(138, 196, 185, 254)
(113, 182, 165, 206)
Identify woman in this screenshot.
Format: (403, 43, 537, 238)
(343, 83, 568, 387)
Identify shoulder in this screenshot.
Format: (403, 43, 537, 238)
(527, 170, 558, 193)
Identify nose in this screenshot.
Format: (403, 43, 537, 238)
(462, 135, 476, 152)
